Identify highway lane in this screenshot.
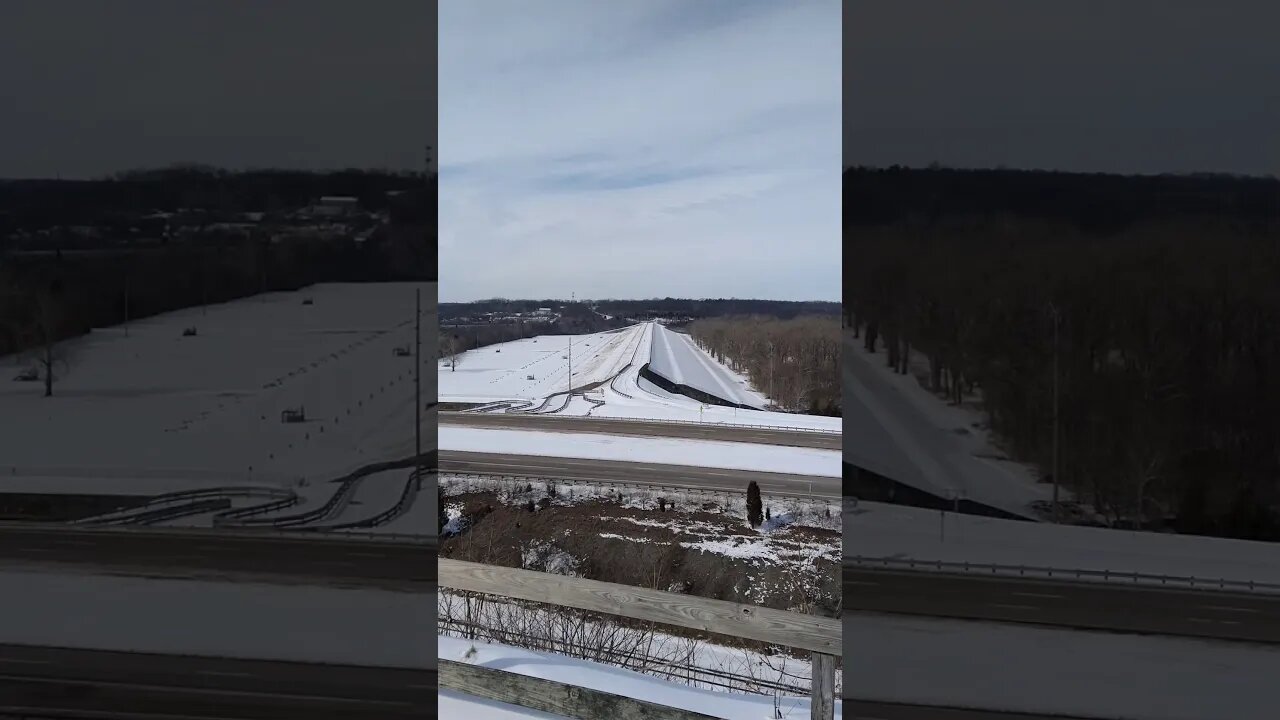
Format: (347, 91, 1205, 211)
(842, 334, 1040, 517)
(440, 450, 842, 498)
(0, 644, 430, 719)
(0, 525, 432, 590)
(844, 700, 1091, 720)
(844, 566, 1280, 643)
(441, 411, 841, 449)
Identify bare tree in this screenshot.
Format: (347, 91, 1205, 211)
(16, 286, 74, 398)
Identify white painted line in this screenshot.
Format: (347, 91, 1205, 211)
(1202, 605, 1259, 614)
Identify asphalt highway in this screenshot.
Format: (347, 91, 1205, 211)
(844, 566, 1280, 643)
(0, 644, 430, 719)
(440, 450, 841, 498)
(440, 411, 841, 449)
(844, 700, 1091, 720)
(0, 525, 431, 590)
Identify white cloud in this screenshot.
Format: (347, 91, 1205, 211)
(439, 0, 841, 302)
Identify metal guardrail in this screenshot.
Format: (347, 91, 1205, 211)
(845, 555, 1280, 594)
(443, 410, 841, 435)
(442, 473, 837, 507)
(16, 521, 435, 545)
(314, 468, 426, 530)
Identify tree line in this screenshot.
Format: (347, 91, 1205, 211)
(846, 210, 1280, 540)
(688, 316, 840, 416)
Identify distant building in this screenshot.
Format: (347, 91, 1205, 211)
(309, 196, 360, 218)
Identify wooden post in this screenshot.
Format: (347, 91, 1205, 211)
(810, 652, 836, 720)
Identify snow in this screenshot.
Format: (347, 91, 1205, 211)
(439, 426, 840, 480)
(438, 324, 644, 400)
(440, 322, 840, 432)
(847, 499, 1280, 587)
(442, 474, 841, 529)
(439, 592, 837, 696)
(647, 324, 762, 408)
(843, 331, 1046, 517)
(847, 613, 1280, 720)
(0, 283, 435, 498)
(439, 636, 840, 719)
(0, 569, 431, 668)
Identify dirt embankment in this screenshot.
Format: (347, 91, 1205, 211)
(441, 491, 840, 617)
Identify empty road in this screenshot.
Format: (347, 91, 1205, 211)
(844, 700, 1090, 720)
(0, 644, 429, 719)
(843, 334, 1039, 517)
(440, 451, 841, 498)
(0, 525, 431, 590)
(441, 411, 841, 449)
(845, 566, 1280, 643)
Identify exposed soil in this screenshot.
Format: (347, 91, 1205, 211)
(440, 490, 839, 617)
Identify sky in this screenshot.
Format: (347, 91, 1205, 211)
(846, 1, 1280, 176)
(439, 0, 841, 303)
(0, 0, 434, 178)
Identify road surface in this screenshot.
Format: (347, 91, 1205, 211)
(843, 334, 1040, 517)
(844, 700, 1091, 720)
(0, 644, 430, 719)
(845, 566, 1280, 643)
(440, 411, 841, 450)
(440, 451, 841, 498)
(0, 525, 431, 590)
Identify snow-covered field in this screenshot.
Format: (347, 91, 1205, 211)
(0, 283, 433, 531)
(440, 321, 840, 432)
(0, 569, 430, 668)
(440, 427, 840, 479)
(847, 613, 1280, 720)
(439, 635, 839, 720)
(847, 499, 1280, 587)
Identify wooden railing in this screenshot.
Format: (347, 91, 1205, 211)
(438, 558, 841, 720)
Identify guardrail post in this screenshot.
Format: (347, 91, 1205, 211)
(810, 652, 835, 720)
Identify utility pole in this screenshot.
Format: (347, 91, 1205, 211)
(567, 292, 574, 394)
(415, 287, 422, 479)
(1050, 302, 1061, 524)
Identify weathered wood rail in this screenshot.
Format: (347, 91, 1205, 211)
(438, 558, 841, 720)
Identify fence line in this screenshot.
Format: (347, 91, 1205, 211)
(438, 559, 839, 720)
(442, 659, 722, 720)
(442, 411, 841, 435)
(845, 555, 1280, 594)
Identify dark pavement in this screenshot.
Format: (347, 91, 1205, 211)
(845, 566, 1280, 643)
(0, 525, 431, 590)
(845, 700, 1094, 720)
(440, 450, 841, 498)
(0, 644, 430, 719)
(441, 411, 841, 449)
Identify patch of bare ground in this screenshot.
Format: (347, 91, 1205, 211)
(441, 491, 839, 617)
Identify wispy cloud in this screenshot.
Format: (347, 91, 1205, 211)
(439, 0, 841, 302)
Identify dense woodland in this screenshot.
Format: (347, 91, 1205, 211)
(0, 167, 434, 382)
(845, 167, 1280, 540)
(688, 316, 841, 416)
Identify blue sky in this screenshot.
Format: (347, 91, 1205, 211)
(438, 0, 841, 302)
